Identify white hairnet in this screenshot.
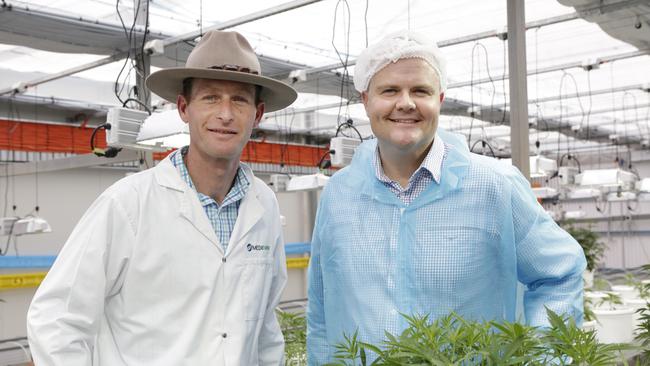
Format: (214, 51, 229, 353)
(353, 30, 447, 93)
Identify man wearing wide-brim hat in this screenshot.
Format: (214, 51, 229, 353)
(27, 30, 297, 366)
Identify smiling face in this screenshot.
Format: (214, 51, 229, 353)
(362, 58, 444, 159)
(177, 78, 264, 162)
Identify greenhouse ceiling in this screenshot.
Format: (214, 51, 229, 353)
(0, 0, 649, 158)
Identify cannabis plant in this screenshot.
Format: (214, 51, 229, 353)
(563, 223, 606, 272)
(542, 308, 631, 366)
(277, 310, 307, 365)
(635, 303, 650, 365)
(326, 309, 632, 366)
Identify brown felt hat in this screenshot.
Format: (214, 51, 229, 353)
(146, 30, 297, 112)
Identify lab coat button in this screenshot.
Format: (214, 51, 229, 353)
(222, 333, 227, 338)
(222, 257, 226, 263)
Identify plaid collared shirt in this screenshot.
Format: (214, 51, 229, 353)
(171, 146, 250, 250)
(372, 135, 448, 205)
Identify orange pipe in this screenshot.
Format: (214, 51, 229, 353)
(0, 119, 329, 167)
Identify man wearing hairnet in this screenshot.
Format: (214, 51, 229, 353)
(307, 31, 586, 364)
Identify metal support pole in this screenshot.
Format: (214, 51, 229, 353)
(134, 0, 151, 111)
(507, 0, 530, 180)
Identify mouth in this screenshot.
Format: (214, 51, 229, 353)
(388, 118, 420, 124)
(207, 128, 237, 135)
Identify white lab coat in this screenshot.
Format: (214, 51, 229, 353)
(27, 156, 287, 366)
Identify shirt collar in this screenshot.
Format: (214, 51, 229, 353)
(170, 146, 250, 206)
(373, 134, 446, 185)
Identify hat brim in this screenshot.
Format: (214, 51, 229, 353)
(146, 68, 297, 112)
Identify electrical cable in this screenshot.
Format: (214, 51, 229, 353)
(364, 0, 369, 47)
(470, 139, 496, 157)
(557, 71, 586, 160)
(331, 0, 351, 128)
(467, 42, 496, 147)
(334, 118, 363, 141)
(115, 0, 142, 104)
(90, 124, 121, 158)
(317, 149, 334, 170)
(0, 218, 16, 256)
(610, 61, 619, 165)
(122, 98, 152, 114)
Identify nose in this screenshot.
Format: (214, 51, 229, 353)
(396, 91, 416, 112)
(214, 100, 235, 124)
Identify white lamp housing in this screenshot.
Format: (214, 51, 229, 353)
(564, 210, 586, 219)
(287, 173, 329, 192)
(576, 169, 637, 188)
(330, 136, 361, 168)
(567, 188, 602, 199)
(606, 191, 637, 202)
(636, 178, 650, 193)
(137, 109, 190, 149)
(532, 187, 558, 199)
(12, 216, 52, 236)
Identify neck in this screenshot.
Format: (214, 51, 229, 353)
(184, 147, 240, 204)
(378, 141, 433, 188)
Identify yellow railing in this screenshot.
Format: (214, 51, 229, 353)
(0, 257, 310, 291)
(0, 272, 48, 291)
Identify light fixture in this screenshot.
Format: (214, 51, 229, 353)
(636, 178, 650, 193)
(503, 155, 557, 178)
(606, 191, 637, 202)
(287, 173, 329, 191)
(576, 169, 637, 191)
(567, 188, 602, 199)
(0, 216, 52, 236)
(532, 187, 558, 199)
(137, 109, 189, 149)
(563, 210, 586, 219)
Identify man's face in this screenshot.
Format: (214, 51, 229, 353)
(362, 58, 444, 157)
(177, 78, 264, 162)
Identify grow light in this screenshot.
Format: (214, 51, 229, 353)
(137, 109, 190, 149)
(567, 188, 602, 199)
(287, 173, 329, 191)
(564, 210, 586, 219)
(576, 169, 637, 188)
(606, 191, 637, 202)
(635, 178, 650, 192)
(504, 155, 557, 178)
(532, 187, 558, 199)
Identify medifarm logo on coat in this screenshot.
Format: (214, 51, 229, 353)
(246, 243, 270, 252)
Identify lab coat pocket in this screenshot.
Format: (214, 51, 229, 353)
(243, 257, 274, 321)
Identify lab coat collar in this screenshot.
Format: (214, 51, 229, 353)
(346, 128, 470, 208)
(153, 156, 264, 255)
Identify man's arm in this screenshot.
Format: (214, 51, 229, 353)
(509, 169, 586, 327)
(27, 193, 133, 365)
(307, 200, 330, 365)
(258, 209, 288, 366)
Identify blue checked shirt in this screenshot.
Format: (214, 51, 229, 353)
(171, 146, 250, 251)
(372, 134, 448, 205)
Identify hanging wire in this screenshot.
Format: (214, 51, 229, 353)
(331, 0, 352, 127)
(115, 0, 142, 105)
(534, 28, 541, 152)
(610, 61, 619, 165)
(364, 0, 369, 47)
(621, 91, 641, 146)
(499, 37, 507, 125)
(585, 69, 593, 141)
(467, 42, 496, 147)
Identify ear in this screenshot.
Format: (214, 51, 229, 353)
(253, 102, 265, 128)
(177, 95, 190, 124)
(361, 91, 369, 109)
(439, 92, 445, 104)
